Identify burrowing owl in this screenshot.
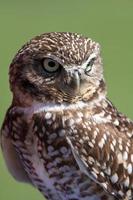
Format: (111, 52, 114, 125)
(1, 32, 133, 200)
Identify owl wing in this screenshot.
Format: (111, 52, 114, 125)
(0, 107, 31, 184)
(1, 106, 62, 199)
(66, 115, 133, 200)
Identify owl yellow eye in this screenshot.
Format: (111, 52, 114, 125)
(43, 58, 60, 73)
(85, 55, 96, 74)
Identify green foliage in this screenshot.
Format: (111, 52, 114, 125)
(0, 0, 133, 199)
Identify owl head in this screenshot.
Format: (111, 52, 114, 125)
(9, 32, 106, 106)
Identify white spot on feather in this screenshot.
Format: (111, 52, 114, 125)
(127, 163, 132, 174)
(111, 173, 118, 183)
(98, 138, 105, 149)
(123, 151, 128, 161)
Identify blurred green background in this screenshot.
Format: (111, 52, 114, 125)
(0, 0, 133, 199)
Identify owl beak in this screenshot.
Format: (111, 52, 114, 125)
(65, 70, 81, 95)
(72, 71, 80, 93)
(59, 69, 82, 96)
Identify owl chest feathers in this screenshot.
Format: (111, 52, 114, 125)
(6, 99, 114, 200)
(3, 97, 125, 200)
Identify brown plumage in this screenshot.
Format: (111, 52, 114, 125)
(1, 32, 133, 200)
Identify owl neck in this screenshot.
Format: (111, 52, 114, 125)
(12, 80, 107, 115)
(12, 79, 107, 111)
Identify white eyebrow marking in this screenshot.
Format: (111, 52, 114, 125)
(87, 53, 97, 62)
(63, 52, 97, 71)
(81, 52, 97, 70)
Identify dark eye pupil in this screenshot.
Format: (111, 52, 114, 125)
(87, 58, 95, 66)
(48, 61, 56, 67)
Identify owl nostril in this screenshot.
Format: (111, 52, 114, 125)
(74, 69, 81, 76)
